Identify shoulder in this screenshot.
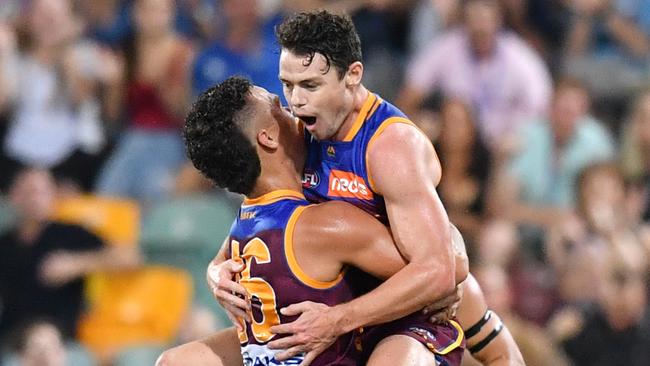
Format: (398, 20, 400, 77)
(295, 201, 367, 230)
(369, 119, 428, 153)
(293, 201, 380, 242)
(367, 121, 436, 170)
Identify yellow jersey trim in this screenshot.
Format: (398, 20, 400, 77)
(342, 92, 378, 142)
(434, 319, 465, 355)
(365, 117, 417, 192)
(367, 97, 383, 119)
(242, 190, 305, 207)
(284, 205, 346, 289)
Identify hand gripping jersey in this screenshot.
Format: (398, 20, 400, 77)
(302, 92, 465, 364)
(226, 190, 360, 366)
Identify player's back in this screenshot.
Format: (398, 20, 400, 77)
(226, 189, 360, 366)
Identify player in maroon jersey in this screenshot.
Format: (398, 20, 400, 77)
(201, 10, 523, 366)
(158, 77, 466, 365)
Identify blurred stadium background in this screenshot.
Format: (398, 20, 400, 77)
(1, 0, 650, 365)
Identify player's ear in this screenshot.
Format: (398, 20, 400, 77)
(257, 124, 279, 150)
(345, 61, 363, 88)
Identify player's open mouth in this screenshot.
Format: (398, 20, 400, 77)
(297, 115, 317, 126)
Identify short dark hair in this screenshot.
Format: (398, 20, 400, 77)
(276, 10, 362, 78)
(183, 77, 261, 195)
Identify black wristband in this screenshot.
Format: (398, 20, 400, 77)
(464, 309, 492, 338)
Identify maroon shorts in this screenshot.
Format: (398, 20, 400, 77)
(357, 313, 465, 366)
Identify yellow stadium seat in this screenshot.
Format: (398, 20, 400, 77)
(77, 266, 192, 360)
(53, 195, 140, 246)
(51, 195, 192, 360)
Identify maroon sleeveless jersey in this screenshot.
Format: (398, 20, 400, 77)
(226, 190, 361, 365)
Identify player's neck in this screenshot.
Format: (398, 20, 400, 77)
(248, 157, 303, 198)
(333, 85, 369, 141)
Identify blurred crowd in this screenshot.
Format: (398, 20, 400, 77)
(1, 0, 650, 365)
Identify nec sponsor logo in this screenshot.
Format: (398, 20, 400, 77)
(302, 169, 320, 189)
(327, 170, 373, 200)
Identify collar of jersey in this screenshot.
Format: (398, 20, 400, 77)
(243, 189, 305, 206)
(342, 92, 379, 142)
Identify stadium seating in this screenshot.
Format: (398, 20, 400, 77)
(51, 195, 193, 360)
(139, 193, 238, 319)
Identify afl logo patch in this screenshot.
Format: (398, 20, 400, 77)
(302, 169, 320, 189)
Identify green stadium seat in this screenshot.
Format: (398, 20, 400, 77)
(140, 193, 238, 319)
(114, 344, 165, 366)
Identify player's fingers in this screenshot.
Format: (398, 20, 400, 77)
(223, 303, 251, 323)
(267, 335, 301, 350)
(224, 310, 245, 332)
(216, 278, 249, 298)
(224, 259, 245, 272)
(280, 301, 313, 316)
(299, 351, 318, 366)
(269, 322, 294, 335)
(217, 291, 251, 312)
(274, 345, 305, 361)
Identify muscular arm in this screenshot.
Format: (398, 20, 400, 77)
(339, 122, 456, 331)
(287, 123, 458, 334)
(456, 274, 524, 366)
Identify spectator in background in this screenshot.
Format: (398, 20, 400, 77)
(0, 169, 140, 344)
(397, 0, 552, 151)
(466, 264, 570, 366)
(78, 0, 132, 49)
(563, 0, 650, 101)
(284, 0, 418, 100)
(552, 233, 650, 366)
(6, 320, 67, 366)
(546, 162, 639, 305)
(191, 0, 281, 96)
(0, 0, 122, 193)
(621, 89, 650, 227)
(492, 79, 615, 235)
(435, 99, 492, 245)
(500, 0, 569, 64)
(79, 0, 218, 50)
(96, 0, 194, 205)
(489, 79, 615, 324)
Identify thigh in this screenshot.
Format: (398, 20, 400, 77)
(157, 327, 242, 366)
(366, 335, 439, 366)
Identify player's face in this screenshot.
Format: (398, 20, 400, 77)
(279, 50, 354, 141)
(248, 86, 305, 165)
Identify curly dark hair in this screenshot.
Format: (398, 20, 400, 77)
(183, 77, 261, 195)
(276, 10, 362, 79)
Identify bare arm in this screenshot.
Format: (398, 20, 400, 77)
(0, 22, 16, 113)
(268, 200, 466, 363)
(159, 41, 194, 120)
(39, 245, 141, 287)
(490, 167, 566, 228)
(338, 122, 456, 330)
(457, 274, 525, 366)
(565, 13, 594, 56)
(605, 12, 650, 57)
